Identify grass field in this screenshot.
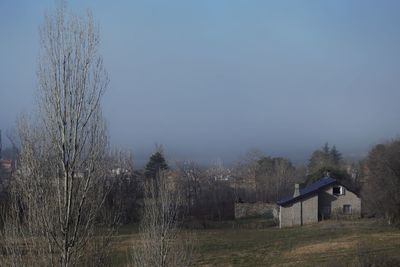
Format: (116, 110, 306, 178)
(111, 218, 400, 266)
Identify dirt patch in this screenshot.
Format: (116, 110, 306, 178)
(286, 239, 356, 257)
(282, 232, 400, 264)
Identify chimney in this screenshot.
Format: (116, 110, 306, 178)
(293, 183, 300, 197)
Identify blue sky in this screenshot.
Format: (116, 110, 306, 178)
(1, 1, 400, 165)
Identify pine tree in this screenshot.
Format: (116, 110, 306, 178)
(330, 145, 342, 165)
(322, 142, 330, 155)
(306, 143, 344, 184)
(144, 151, 169, 180)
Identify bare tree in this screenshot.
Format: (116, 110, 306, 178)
(254, 156, 297, 202)
(0, 190, 52, 267)
(3, 3, 111, 266)
(363, 140, 400, 225)
(231, 150, 264, 203)
(175, 161, 202, 215)
(132, 171, 194, 267)
(203, 161, 235, 220)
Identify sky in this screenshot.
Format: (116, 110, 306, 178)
(1, 0, 400, 166)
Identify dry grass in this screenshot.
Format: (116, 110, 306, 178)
(285, 239, 356, 257)
(4, 219, 398, 266)
(104, 219, 400, 266)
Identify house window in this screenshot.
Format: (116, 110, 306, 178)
(333, 186, 345, 196)
(343, 205, 352, 214)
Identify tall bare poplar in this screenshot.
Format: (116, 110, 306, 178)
(132, 171, 194, 267)
(5, 3, 110, 266)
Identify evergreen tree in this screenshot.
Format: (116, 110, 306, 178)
(330, 145, 342, 165)
(306, 143, 344, 184)
(322, 142, 330, 156)
(144, 150, 169, 180)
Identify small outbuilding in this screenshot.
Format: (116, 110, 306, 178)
(277, 176, 361, 228)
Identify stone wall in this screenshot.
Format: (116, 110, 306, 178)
(234, 202, 278, 220)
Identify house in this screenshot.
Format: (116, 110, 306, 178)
(277, 176, 361, 228)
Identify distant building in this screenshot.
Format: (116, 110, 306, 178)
(0, 159, 13, 197)
(0, 160, 12, 172)
(277, 176, 361, 228)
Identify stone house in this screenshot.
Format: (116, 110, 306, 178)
(277, 176, 361, 228)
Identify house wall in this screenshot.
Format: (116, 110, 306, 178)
(279, 194, 318, 228)
(319, 185, 361, 219)
(302, 194, 319, 224)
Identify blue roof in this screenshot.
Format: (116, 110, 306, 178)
(277, 176, 337, 206)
